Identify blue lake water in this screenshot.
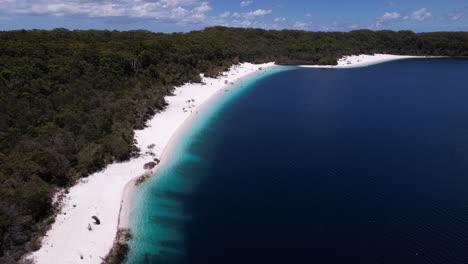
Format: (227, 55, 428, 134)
(126, 59, 468, 264)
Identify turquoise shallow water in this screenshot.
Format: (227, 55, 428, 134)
(126, 65, 294, 263)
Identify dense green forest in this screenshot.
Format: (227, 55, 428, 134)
(0, 26, 467, 262)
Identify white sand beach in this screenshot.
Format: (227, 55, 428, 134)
(27, 54, 430, 264)
(27, 62, 277, 264)
(300, 54, 429, 68)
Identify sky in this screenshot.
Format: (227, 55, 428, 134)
(0, 0, 466, 32)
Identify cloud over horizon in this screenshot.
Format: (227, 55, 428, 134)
(0, 0, 214, 25)
(0, 0, 465, 32)
(446, 7, 466, 21)
(245, 9, 272, 18)
(371, 7, 438, 29)
(411, 8, 433, 21)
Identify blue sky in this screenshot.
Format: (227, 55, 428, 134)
(0, 0, 466, 32)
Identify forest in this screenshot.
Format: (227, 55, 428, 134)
(0, 26, 467, 262)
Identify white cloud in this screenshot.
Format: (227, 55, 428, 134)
(219, 11, 231, 18)
(245, 9, 272, 18)
(305, 13, 312, 17)
(0, 0, 214, 25)
(274, 17, 286, 22)
(447, 13, 463, 21)
(240, 1, 253, 8)
(411, 8, 433, 21)
(293, 21, 309, 30)
(226, 9, 271, 20)
(371, 11, 402, 28)
(446, 7, 466, 21)
(379, 12, 401, 22)
(371, 8, 434, 29)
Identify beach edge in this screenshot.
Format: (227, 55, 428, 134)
(299, 54, 445, 69)
(27, 62, 280, 264)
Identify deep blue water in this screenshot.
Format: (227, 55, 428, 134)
(127, 59, 468, 264)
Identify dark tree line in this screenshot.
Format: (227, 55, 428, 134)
(0, 26, 467, 262)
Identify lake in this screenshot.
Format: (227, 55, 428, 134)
(126, 59, 468, 264)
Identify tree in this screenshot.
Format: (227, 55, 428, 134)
(21, 175, 51, 220)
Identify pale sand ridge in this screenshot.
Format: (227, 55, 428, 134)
(300, 54, 435, 68)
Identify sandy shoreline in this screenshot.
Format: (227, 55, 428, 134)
(118, 63, 283, 231)
(300, 54, 438, 68)
(28, 54, 431, 264)
(27, 62, 278, 264)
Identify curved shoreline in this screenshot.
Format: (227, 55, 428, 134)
(28, 54, 434, 264)
(28, 62, 279, 264)
(117, 53, 445, 262)
(118, 64, 285, 231)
